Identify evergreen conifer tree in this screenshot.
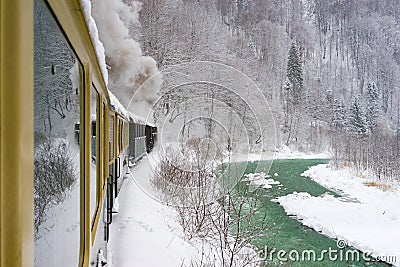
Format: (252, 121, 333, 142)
(347, 95, 367, 135)
(286, 43, 304, 106)
(332, 99, 346, 130)
(366, 82, 380, 131)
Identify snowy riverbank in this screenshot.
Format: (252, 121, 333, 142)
(223, 145, 330, 163)
(278, 164, 400, 266)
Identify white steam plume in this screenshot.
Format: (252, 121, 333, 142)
(92, 0, 161, 119)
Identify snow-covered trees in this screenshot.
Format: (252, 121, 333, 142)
(286, 43, 304, 107)
(282, 43, 304, 145)
(332, 99, 346, 130)
(34, 0, 79, 134)
(330, 90, 400, 180)
(139, 0, 227, 67)
(138, 0, 400, 180)
(365, 82, 380, 131)
(347, 95, 367, 136)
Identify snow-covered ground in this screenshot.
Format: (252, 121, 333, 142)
(278, 164, 400, 266)
(108, 155, 199, 266)
(109, 152, 266, 266)
(34, 181, 80, 267)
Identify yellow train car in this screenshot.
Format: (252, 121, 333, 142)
(0, 0, 132, 266)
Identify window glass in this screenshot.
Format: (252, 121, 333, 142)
(91, 87, 99, 225)
(34, 0, 80, 265)
(110, 115, 114, 159)
(119, 120, 123, 151)
(103, 102, 107, 189)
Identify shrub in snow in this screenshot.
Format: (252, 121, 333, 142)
(153, 139, 265, 266)
(34, 137, 77, 238)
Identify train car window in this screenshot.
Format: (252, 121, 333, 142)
(123, 122, 129, 148)
(122, 122, 125, 148)
(90, 87, 99, 227)
(33, 0, 81, 265)
(119, 120, 123, 151)
(110, 115, 114, 159)
(117, 119, 120, 152)
(103, 102, 107, 189)
(124, 122, 127, 148)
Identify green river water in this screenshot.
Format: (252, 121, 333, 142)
(223, 159, 390, 267)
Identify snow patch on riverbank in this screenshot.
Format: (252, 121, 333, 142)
(278, 164, 400, 266)
(223, 145, 330, 163)
(243, 172, 281, 189)
(274, 145, 330, 159)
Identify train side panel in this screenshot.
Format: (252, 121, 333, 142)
(0, 0, 34, 265)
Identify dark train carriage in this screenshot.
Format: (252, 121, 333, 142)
(74, 115, 97, 160)
(128, 114, 148, 163)
(107, 100, 130, 208)
(145, 124, 157, 153)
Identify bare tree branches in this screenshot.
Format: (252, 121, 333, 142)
(34, 137, 77, 238)
(152, 139, 264, 266)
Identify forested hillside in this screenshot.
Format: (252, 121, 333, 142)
(137, 0, 400, 181)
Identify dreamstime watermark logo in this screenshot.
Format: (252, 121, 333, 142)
(127, 61, 277, 206)
(259, 239, 398, 264)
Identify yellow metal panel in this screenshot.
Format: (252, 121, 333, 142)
(0, 0, 34, 266)
(79, 62, 91, 267)
(0, 0, 2, 261)
(90, 97, 105, 246)
(114, 114, 118, 158)
(90, 89, 101, 245)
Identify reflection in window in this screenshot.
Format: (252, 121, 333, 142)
(91, 87, 99, 225)
(33, 0, 80, 265)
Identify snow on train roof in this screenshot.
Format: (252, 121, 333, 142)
(109, 92, 155, 126)
(79, 0, 108, 86)
(109, 91, 129, 117)
(128, 112, 155, 127)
